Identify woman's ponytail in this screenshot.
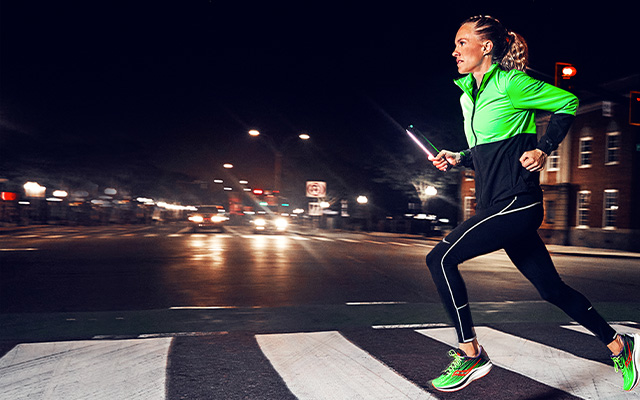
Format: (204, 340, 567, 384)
(462, 15, 529, 72)
(500, 31, 529, 72)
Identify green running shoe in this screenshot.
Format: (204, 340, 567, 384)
(431, 346, 492, 392)
(611, 333, 640, 391)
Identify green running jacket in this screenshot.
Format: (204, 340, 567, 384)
(454, 63, 578, 210)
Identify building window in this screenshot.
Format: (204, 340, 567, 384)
(544, 200, 555, 225)
(547, 150, 559, 171)
(579, 137, 592, 168)
(603, 190, 618, 229)
(463, 196, 476, 221)
(577, 191, 590, 227)
(605, 132, 620, 165)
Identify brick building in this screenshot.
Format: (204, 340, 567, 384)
(459, 76, 640, 251)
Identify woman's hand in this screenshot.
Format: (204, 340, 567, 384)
(430, 150, 460, 171)
(520, 149, 548, 172)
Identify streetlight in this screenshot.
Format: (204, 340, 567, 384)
(248, 129, 310, 193)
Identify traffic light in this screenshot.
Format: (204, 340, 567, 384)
(555, 62, 577, 91)
(630, 91, 640, 126)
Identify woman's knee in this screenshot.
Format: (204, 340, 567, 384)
(426, 242, 448, 272)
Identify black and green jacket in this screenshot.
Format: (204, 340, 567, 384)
(454, 63, 578, 210)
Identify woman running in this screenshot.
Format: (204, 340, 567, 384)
(426, 15, 639, 393)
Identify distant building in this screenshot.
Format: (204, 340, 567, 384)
(459, 75, 640, 251)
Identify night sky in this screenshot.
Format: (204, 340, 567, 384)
(0, 1, 635, 205)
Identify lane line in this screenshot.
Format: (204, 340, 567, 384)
(372, 323, 449, 329)
(256, 331, 435, 399)
(417, 326, 637, 399)
(0, 248, 38, 252)
(561, 323, 640, 336)
(346, 301, 408, 306)
(0, 338, 172, 400)
(338, 238, 359, 243)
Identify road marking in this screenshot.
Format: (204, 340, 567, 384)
(372, 323, 449, 329)
(256, 331, 435, 399)
(338, 238, 359, 243)
(169, 306, 237, 310)
(0, 248, 38, 252)
(0, 338, 172, 400)
(313, 237, 334, 241)
(561, 323, 640, 336)
(346, 301, 408, 306)
(417, 326, 634, 399)
(291, 236, 310, 241)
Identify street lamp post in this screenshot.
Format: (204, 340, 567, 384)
(248, 129, 310, 204)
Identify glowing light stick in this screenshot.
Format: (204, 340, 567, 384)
(405, 125, 450, 171)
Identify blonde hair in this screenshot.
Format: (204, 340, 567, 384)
(463, 15, 529, 72)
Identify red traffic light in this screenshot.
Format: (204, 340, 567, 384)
(561, 65, 577, 78)
(630, 91, 640, 126)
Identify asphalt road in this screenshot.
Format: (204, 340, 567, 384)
(1, 224, 640, 399)
(1, 223, 639, 315)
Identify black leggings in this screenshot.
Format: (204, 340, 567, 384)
(426, 194, 617, 345)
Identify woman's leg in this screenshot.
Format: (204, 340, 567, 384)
(504, 231, 618, 345)
(426, 195, 543, 345)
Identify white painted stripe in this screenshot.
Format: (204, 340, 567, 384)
(0, 248, 38, 252)
(0, 338, 172, 400)
(256, 331, 435, 400)
(561, 324, 640, 336)
(313, 237, 334, 241)
(388, 242, 411, 247)
(346, 301, 408, 306)
(372, 323, 449, 329)
(338, 238, 359, 243)
(169, 306, 237, 310)
(167, 234, 183, 237)
(417, 326, 639, 399)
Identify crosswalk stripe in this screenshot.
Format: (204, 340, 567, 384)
(0, 338, 172, 400)
(256, 331, 436, 399)
(416, 326, 639, 399)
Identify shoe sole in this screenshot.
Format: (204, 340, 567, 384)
(432, 361, 493, 392)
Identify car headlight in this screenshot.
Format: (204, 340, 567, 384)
(211, 215, 226, 223)
(254, 218, 267, 226)
(275, 218, 288, 230)
(189, 215, 204, 223)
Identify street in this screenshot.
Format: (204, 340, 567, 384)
(1, 223, 640, 399)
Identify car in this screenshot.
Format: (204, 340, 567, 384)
(188, 205, 228, 232)
(250, 214, 288, 233)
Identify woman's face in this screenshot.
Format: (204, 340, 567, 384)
(452, 23, 490, 75)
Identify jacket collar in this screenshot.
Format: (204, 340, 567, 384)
(454, 63, 501, 98)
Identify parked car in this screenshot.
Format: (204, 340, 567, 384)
(188, 205, 227, 232)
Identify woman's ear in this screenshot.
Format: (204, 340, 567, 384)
(482, 40, 494, 55)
